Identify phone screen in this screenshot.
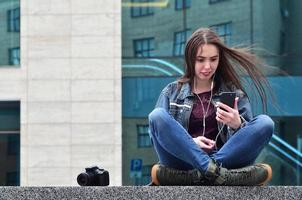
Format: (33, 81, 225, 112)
(219, 92, 236, 108)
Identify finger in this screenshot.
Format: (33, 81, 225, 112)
(234, 97, 239, 110)
(207, 140, 215, 146)
(217, 102, 233, 113)
(216, 114, 228, 125)
(216, 110, 229, 123)
(201, 143, 213, 149)
(205, 138, 215, 145)
(201, 136, 215, 145)
(202, 143, 214, 150)
(202, 140, 213, 146)
(217, 107, 231, 118)
(216, 115, 223, 123)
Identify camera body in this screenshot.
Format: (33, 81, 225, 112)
(77, 166, 109, 186)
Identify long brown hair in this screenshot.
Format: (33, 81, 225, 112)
(178, 27, 273, 112)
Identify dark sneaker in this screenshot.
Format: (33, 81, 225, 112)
(151, 164, 207, 186)
(150, 160, 272, 186)
(205, 160, 273, 186)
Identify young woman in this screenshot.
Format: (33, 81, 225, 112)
(148, 28, 274, 186)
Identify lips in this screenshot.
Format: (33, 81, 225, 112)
(201, 72, 211, 76)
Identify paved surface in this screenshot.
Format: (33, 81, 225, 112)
(0, 186, 302, 200)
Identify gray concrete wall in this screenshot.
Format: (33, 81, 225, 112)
(0, 0, 121, 186)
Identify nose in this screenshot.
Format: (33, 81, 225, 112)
(204, 61, 211, 69)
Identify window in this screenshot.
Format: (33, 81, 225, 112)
(7, 134, 19, 156)
(7, 7, 20, 32)
(173, 29, 191, 56)
(175, 0, 191, 10)
(133, 38, 155, 57)
(209, 0, 230, 4)
(137, 125, 152, 148)
(0, 101, 20, 186)
(136, 79, 154, 102)
(1, 2, 20, 67)
(131, 0, 154, 17)
(135, 165, 152, 185)
(6, 172, 18, 186)
(210, 22, 232, 45)
(8, 47, 20, 65)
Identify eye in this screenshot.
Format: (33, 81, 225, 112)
(211, 58, 218, 62)
(197, 59, 204, 62)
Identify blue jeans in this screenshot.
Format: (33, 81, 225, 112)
(148, 108, 274, 173)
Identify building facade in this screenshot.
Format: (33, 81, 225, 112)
(0, 0, 121, 186)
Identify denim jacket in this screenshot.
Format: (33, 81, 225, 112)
(155, 81, 253, 146)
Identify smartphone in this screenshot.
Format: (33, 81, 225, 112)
(219, 92, 236, 109)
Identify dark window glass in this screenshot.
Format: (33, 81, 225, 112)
(7, 7, 20, 32)
(0, 101, 20, 186)
(6, 171, 18, 186)
(137, 125, 151, 148)
(173, 29, 191, 56)
(1, 1, 20, 66)
(8, 47, 20, 65)
(131, 0, 154, 17)
(134, 38, 155, 57)
(210, 22, 232, 45)
(7, 134, 19, 156)
(175, 0, 191, 10)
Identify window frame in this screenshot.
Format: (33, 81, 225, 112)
(131, 0, 155, 18)
(137, 124, 152, 148)
(210, 22, 232, 46)
(133, 37, 155, 58)
(175, 0, 191, 10)
(7, 7, 20, 32)
(209, 0, 230, 4)
(8, 47, 20, 66)
(173, 29, 191, 57)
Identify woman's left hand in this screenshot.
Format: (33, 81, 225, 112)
(216, 97, 241, 129)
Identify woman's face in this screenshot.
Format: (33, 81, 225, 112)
(194, 44, 219, 82)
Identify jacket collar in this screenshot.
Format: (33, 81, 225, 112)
(176, 82, 195, 100)
(176, 81, 233, 100)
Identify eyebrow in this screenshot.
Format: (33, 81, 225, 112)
(196, 55, 219, 58)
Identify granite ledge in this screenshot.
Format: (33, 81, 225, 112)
(0, 186, 302, 200)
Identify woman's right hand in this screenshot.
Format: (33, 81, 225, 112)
(193, 136, 215, 153)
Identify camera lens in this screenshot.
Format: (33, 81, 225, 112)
(77, 172, 90, 186)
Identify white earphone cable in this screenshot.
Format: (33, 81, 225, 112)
(193, 74, 215, 137)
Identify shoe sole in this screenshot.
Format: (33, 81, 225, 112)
(257, 163, 273, 186)
(151, 164, 160, 186)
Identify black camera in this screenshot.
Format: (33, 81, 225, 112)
(77, 166, 109, 186)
